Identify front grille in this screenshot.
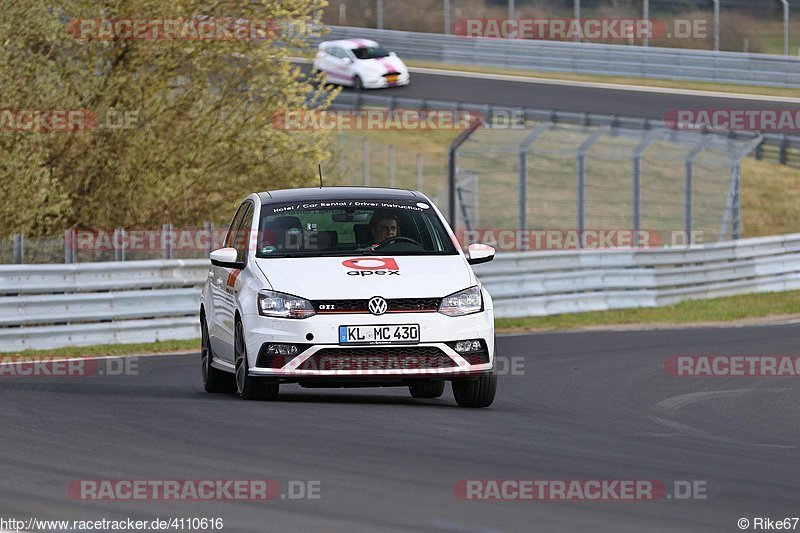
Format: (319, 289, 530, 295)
(313, 298, 441, 314)
(298, 346, 456, 371)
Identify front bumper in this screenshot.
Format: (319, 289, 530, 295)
(241, 309, 494, 379)
(362, 71, 410, 89)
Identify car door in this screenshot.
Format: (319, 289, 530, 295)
(330, 47, 354, 84)
(209, 202, 250, 363)
(316, 46, 335, 78)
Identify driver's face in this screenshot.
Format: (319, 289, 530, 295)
(371, 218, 398, 242)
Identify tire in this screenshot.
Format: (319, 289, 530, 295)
(234, 320, 279, 401)
(201, 317, 235, 393)
(409, 381, 445, 399)
(352, 75, 363, 91)
(452, 370, 496, 408)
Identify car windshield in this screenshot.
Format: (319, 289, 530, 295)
(256, 200, 457, 258)
(351, 46, 391, 60)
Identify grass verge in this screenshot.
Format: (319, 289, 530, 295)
(495, 290, 800, 333)
(1, 339, 200, 359)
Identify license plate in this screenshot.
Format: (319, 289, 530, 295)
(386, 75, 399, 83)
(339, 324, 420, 344)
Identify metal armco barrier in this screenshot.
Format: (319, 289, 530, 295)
(322, 26, 800, 89)
(0, 261, 207, 352)
(473, 233, 800, 317)
(1, 233, 799, 351)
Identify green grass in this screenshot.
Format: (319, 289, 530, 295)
(1, 339, 200, 359)
(496, 290, 800, 333)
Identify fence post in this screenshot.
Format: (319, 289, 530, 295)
(12, 234, 23, 264)
(447, 119, 484, 228)
(576, 126, 610, 246)
(114, 228, 125, 261)
(733, 163, 742, 240)
(363, 138, 370, 185)
(163, 223, 173, 260)
(643, 0, 649, 47)
(416, 153, 423, 192)
(388, 144, 396, 187)
(685, 140, 707, 245)
(780, 135, 788, 165)
(204, 221, 214, 256)
(338, 132, 346, 176)
(64, 229, 76, 263)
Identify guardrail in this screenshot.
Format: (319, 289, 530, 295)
(473, 233, 800, 317)
(322, 26, 800, 89)
(2, 233, 799, 351)
(0, 261, 206, 352)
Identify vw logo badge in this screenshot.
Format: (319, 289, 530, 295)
(368, 296, 388, 316)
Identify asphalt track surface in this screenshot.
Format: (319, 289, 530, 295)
(302, 65, 800, 119)
(2, 324, 799, 532)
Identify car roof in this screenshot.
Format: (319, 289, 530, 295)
(258, 186, 422, 204)
(319, 39, 379, 50)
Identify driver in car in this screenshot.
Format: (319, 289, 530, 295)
(369, 211, 399, 247)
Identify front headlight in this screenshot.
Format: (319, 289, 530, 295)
(438, 286, 482, 317)
(258, 290, 315, 319)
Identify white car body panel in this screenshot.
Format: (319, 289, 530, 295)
(200, 187, 494, 383)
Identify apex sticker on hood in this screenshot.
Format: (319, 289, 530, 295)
(342, 257, 400, 276)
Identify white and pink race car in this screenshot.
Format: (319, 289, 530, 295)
(313, 39, 410, 90)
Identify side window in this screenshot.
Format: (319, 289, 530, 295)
(224, 203, 248, 248)
(233, 202, 254, 263)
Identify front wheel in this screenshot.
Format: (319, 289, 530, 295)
(234, 321, 279, 401)
(352, 75, 363, 91)
(452, 370, 496, 408)
(201, 318, 235, 393)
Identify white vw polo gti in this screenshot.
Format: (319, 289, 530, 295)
(200, 187, 497, 407)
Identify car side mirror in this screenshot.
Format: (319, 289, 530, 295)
(466, 243, 495, 265)
(343, 57, 353, 64)
(210, 247, 244, 269)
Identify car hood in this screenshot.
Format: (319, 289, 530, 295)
(359, 56, 407, 74)
(255, 255, 473, 299)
